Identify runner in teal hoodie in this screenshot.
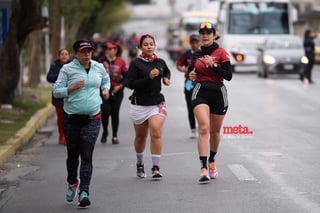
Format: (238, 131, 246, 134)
(53, 40, 110, 208)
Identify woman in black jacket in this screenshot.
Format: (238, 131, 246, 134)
(46, 48, 70, 145)
(303, 29, 316, 84)
(128, 34, 171, 180)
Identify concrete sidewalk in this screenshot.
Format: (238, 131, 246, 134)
(0, 104, 54, 165)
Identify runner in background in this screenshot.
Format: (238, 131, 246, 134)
(46, 48, 71, 145)
(176, 34, 200, 139)
(126, 32, 139, 64)
(91, 33, 105, 61)
(98, 42, 128, 144)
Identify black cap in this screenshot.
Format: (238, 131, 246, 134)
(73, 40, 95, 52)
(190, 34, 200, 41)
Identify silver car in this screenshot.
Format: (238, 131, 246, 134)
(257, 35, 309, 78)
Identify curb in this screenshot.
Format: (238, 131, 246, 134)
(0, 104, 54, 166)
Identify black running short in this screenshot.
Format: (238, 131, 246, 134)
(191, 82, 228, 115)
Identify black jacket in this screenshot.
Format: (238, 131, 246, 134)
(128, 57, 171, 106)
(47, 59, 67, 106)
(304, 37, 315, 58)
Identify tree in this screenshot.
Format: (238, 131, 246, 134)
(0, 0, 47, 104)
(0, 0, 130, 104)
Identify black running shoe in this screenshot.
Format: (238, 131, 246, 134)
(136, 164, 146, 178)
(78, 191, 91, 207)
(151, 166, 163, 180)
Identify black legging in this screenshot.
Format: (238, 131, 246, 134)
(63, 115, 100, 194)
(304, 56, 314, 81)
(101, 89, 124, 137)
(184, 88, 196, 130)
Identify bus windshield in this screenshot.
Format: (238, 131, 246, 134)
(228, 2, 289, 35)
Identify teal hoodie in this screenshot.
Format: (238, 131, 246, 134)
(53, 59, 110, 116)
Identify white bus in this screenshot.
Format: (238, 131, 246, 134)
(217, 0, 298, 72)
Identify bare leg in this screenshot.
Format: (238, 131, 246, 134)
(194, 104, 210, 156)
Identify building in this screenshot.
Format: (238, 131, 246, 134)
(292, 0, 320, 35)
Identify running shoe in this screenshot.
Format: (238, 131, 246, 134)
(112, 137, 119, 144)
(198, 168, 210, 184)
(151, 166, 163, 180)
(66, 178, 80, 202)
(78, 191, 91, 207)
(190, 129, 197, 139)
(136, 164, 146, 178)
(100, 132, 107, 143)
(209, 162, 218, 179)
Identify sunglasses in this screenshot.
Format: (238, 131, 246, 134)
(199, 22, 214, 30)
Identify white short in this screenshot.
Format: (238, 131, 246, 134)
(129, 103, 167, 125)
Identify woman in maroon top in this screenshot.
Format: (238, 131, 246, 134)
(99, 42, 128, 144)
(189, 22, 232, 183)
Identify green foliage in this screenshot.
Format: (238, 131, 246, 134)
(0, 86, 49, 145)
(56, 0, 131, 40)
(60, 0, 101, 23)
(94, 0, 131, 36)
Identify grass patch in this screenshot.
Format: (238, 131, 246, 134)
(0, 86, 51, 145)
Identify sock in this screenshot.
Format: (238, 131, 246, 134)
(151, 154, 161, 167)
(209, 151, 217, 163)
(199, 156, 208, 169)
(136, 152, 144, 165)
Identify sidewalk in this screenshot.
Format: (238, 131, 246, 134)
(0, 104, 54, 165)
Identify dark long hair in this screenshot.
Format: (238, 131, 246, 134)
(138, 33, 155, 48)
(304, 29, 312, 40)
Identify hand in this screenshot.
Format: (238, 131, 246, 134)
(181, 65, 189, 74)
(163, 77, 170, 86)
(74, 80, 85, 89)
(203, 55, 214, 67)
(189, 69, 197, 81)
(149, 68, 160, 79)
(102, 88, 109, 100)
(68, 80, 84, 93)
(112, 85, 122, 94)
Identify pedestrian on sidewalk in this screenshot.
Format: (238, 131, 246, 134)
(189, 22, 232, 184)
(176, 34, 201, 139)
(53, 40, 110, 207)
(98, 42, 128, 144)
(46, 48, 71, 145)
(127, 33, 171, 180)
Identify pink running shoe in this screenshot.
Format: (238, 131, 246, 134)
(209, 162, 218, 179)
(198, 168, 210, 184)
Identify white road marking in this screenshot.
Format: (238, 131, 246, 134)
(228, 164, 257, 181)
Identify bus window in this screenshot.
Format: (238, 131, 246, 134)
(227, 2, 290, 35)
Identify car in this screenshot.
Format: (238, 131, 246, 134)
(257, 35, 309, 78)
(314, 36, 320, 64)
